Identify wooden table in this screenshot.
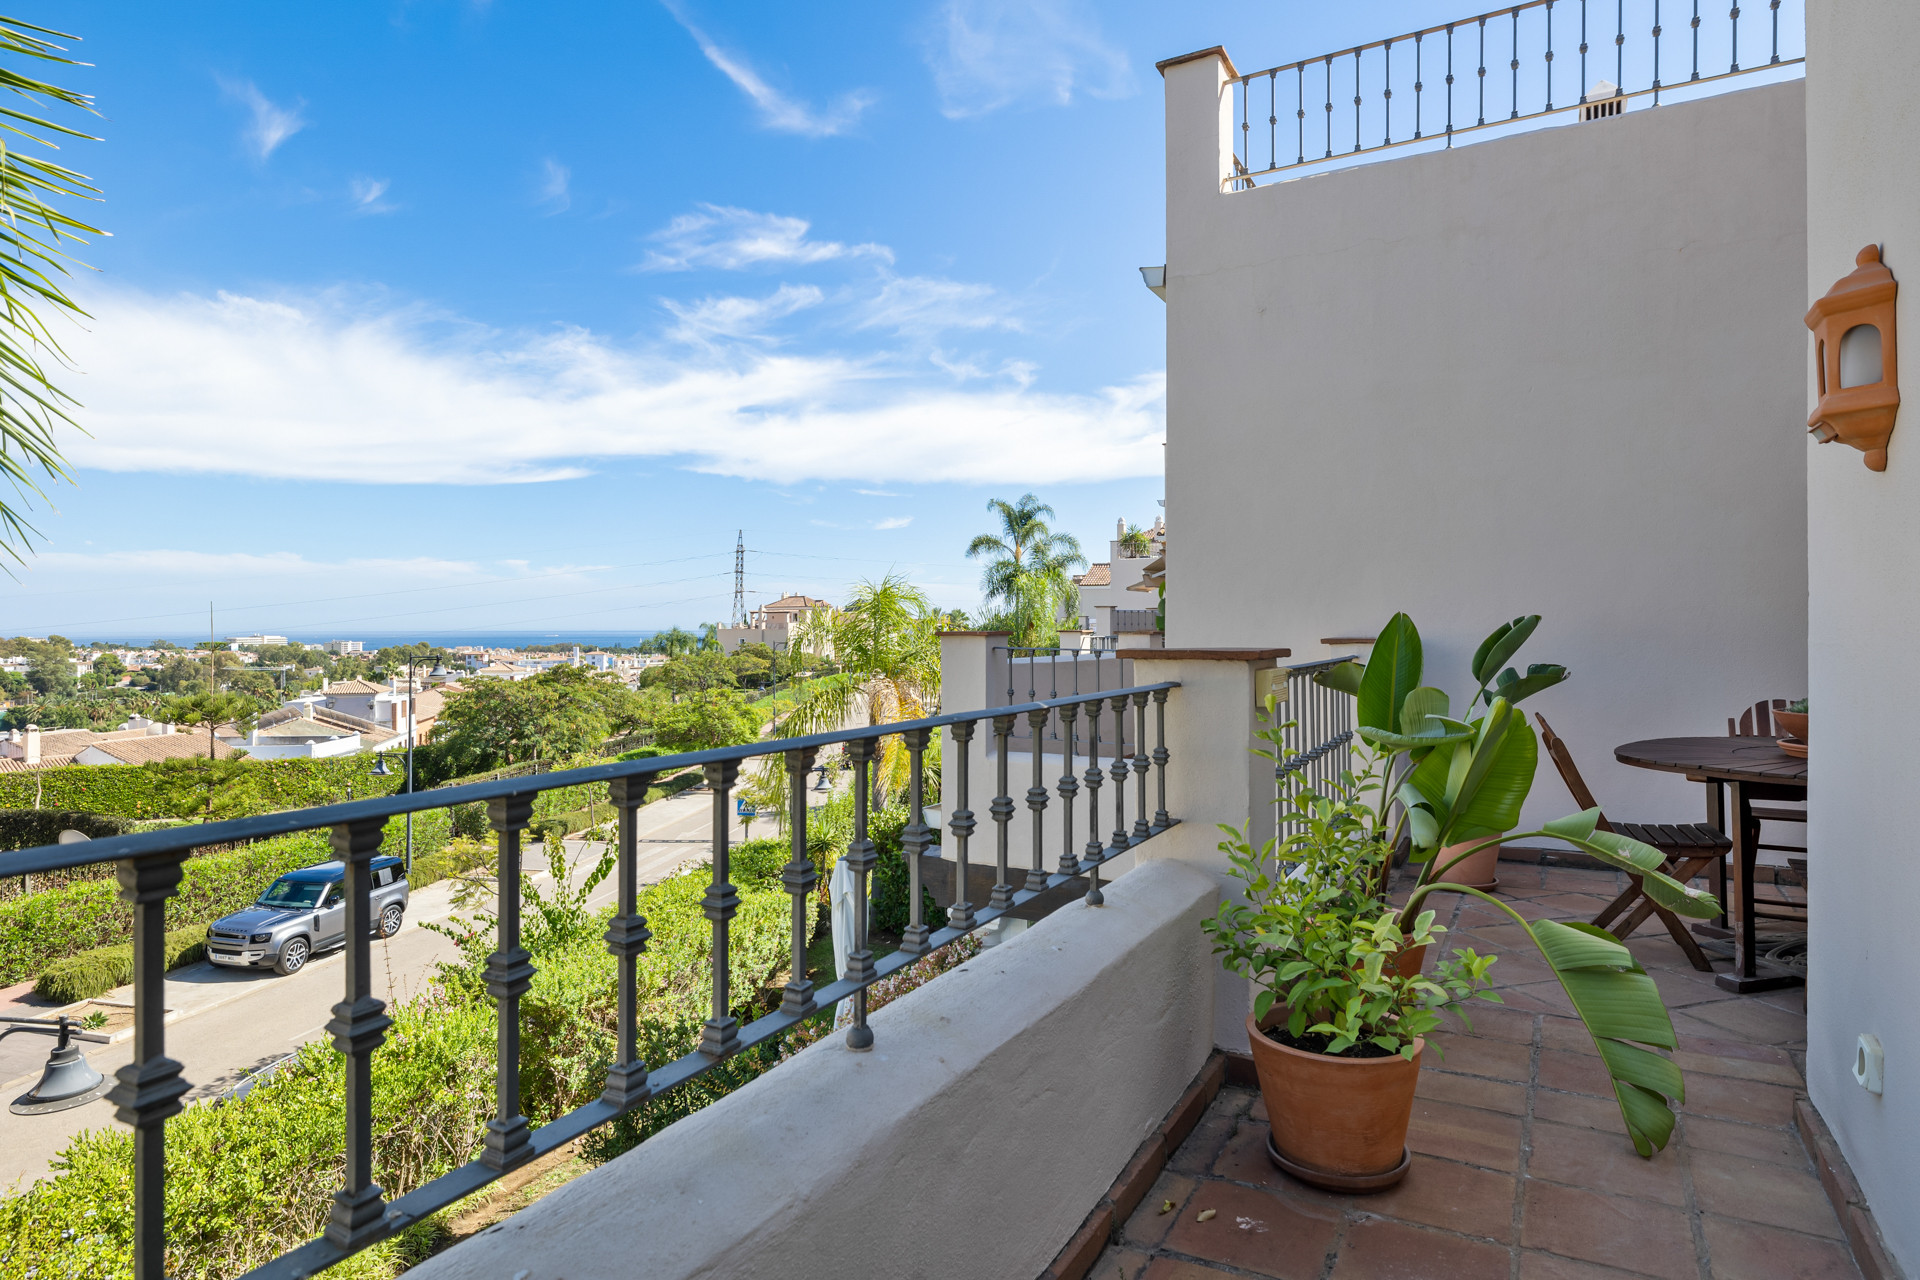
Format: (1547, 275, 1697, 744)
(1614, 736, 1807, 993)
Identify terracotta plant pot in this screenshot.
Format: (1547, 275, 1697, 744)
(1389, 939, 1428, 979)
(1773, 710, 1808, 742)
(1435, 838, 1501, 890)
(1247, 1014, 1423, 1191)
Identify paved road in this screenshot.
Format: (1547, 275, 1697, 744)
(0, 786, 751, 1194)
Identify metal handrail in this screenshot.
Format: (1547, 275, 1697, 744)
(1272, 660, 1360, 841)
(1226, 0, 1803, 187)
(11, 681, 1179, 1280)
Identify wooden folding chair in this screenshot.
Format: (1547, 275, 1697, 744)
(1534, 714, 1725, 972)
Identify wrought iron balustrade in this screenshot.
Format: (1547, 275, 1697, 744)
(0, 682, 1180, 1280)
(1271, 658, 1360, 841)
(995, 647, 1140, 756)
(1228, 0, 1805, 188)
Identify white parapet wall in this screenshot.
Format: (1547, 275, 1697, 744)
(412, 858, 1218, 1280)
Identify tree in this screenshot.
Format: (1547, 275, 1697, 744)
(24, 643, 73, 696)
(652, 687, 761, 753)
(1118, 523, 1156, 557)
(158, 691, 261, 806)
(90, 651, 124, 682)
(429, 665, 648, 777)
(966, 493, 1086, 648)
(661, 651, 737, 699)
(642, 627, 698, 656)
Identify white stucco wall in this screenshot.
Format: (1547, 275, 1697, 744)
(412, 858, 1216, 1280)
(1803, 0, 1919, 1266)
(1161, 56, 1809, 832)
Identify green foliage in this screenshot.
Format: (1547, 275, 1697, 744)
(430, 665, 649, 777)
(405, 835, 495, 892)
(0, 831, 329, 985)
(0, 753, 399, 820)
(966, 492, 1087, 648)
(865, 802, 941, 937)
(2, 687, 164, 731)
(0, 807, 135, 850)
(651, 687, 760, 753)
(34, 923, 207, 1004)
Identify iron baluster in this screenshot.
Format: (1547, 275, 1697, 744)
(1324, 54, 1333, 157)
(109, 851, 190, 1280)
(1510, 8, 1521, 119)
(947, 722, 978, 929)
(1446, 24, 1456, 142)
(842, 737, 878, 1050)
(1240, 75, 1249, 177)
(1581, 0, 1591, 100)
(989, 715, 1017, 911)
(325, 819, 392, 1248)
(1477, 17, 1487, 126)
(1691, 1, 1702, 79)
(1769, 0, 1779, 64)
(1025, 706, 1051, 892)
(1414, 33, 1424, 138)
(1268, 69, 1278, 170)
(1131, 692, 1152, 841)
(1151, 688, 1172, 830)
(1729, 4, 1741, 72)
(482, 794, 536, 1171)
(898, 727, 934, 956)
(1545, 0, 1555, 110)
(1353, 47, 1362, 153)
(1057, 702, 1081, 876)
(779, 750, 819, 1016)
(1109, 693, 1132, 852)
(603, 773, 656, 1108)
(697, 762, 741, 1057)
(1082, 698, 1104, 871)
(1653, 1, 1664, 102)
(1383, 39, 1392, 144)
(1617, 0, 1625, 94)
(1296, 63, 1305, 162)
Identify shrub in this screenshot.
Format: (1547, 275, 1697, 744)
(407, 836, 495, 891)
(0, 831, 329, 986)
(34, 924, 208, 1005)
(448, 801, 487, 839)
(0, 755, 401, 822)
(866, 802, 941, 936)
(0, 809, 138, 852)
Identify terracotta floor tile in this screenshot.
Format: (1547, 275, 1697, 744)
(1647, 967, 1741, 1009)
(1120, 1171, 1199, 1249)
(1331, 1218, 1512, 1279)
(1466, 922, 1539, 950)
(1700, 1215, 1861, 1280)
(1169, 1108, 1240, 1174)
(1407, 1097, 1524, 1172)
(1533, 1090, 1632, 1134)
(1688, 1148, 1844, 1239)
(1538, 1049, 1613, 1098)
(1519, 1182, 1699, 1280)
(1525, 1120, 1688, 1206)
(1449, 1002, 1537, 1044)
(1518, 1251, 1666, 1279)
(1501, 981, 1578, 1016)
(1424, 1032, 1534, 1082)
(1142, 1259, 1242, 1280)
(1478, 951, 1558, 985)
(1161, 1181, 1342, 1280)
(1671, 1031, 1795, 1067)
(1623, 936, 1700, 972)
(1671, 1047, 1803, 1088)
(1677, 1072, 1799, 1126)
(1090, 1246, 1153, 1280)
(1676, 997, 1812, 1049)
(1417, 1067, 1528, 1116)
(1535, 893, 1618, 917)
(1678, 1115, 1809, 1167)
(1248, 1090, 1267, 1122)
(1539, 1016, 1603, 1055)
(1756, 986, 1808, 1016)
(1359, 1153, 1516, 1242)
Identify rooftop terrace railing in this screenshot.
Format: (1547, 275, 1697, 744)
(1228, 0, 1805, 189)
(0, 682, 1179, 1280)
(1271, 658, 1360, 844)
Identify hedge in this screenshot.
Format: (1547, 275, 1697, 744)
(0, 809, 139, 852)
(0, 831, 330, 987)
(0, 755, 401, 822)
(35, 924, 210, 1005)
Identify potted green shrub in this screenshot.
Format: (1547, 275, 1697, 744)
(1205, 612, 1721, 1189)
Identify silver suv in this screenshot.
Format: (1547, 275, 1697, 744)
(207, 857, 409, 975)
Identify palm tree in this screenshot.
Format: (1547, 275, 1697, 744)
(966, 494, 1085, 647)
(746, 574, 939, 822)
(1118, 523, 1155, 557)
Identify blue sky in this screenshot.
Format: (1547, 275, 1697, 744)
(8, 1, 1462, 641)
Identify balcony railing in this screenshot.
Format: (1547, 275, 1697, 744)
(1112, 607, 1160, 634)
(1228, 0, 1805, 188)
(0, 682, 1179, 1279)
(995, 647, 1141, 756)
(1271, 658, 1360, 843)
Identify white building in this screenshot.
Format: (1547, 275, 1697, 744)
(718, 593, 834, 653)
(1068, 516, 1167, 649)
(320, 640, 364, 655)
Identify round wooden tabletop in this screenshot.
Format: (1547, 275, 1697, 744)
(1614, 736, 1809, 785)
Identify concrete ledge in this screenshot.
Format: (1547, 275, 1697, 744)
(413, 859, 1219, 1280)
(1795, 1096, 1908, 1280)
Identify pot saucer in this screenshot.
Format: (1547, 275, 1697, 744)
(1266, 1135, 1411, 1192)
(1777, 738, 1808, 759)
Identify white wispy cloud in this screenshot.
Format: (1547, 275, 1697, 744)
(924, 0, 1133, 119)
(349, 177, 397, 215)
(217, 77, 307, 160)
(62, 285, 1165, 488)
(856, 274, 1020, 336)
(662, 284, 823, 345)
(639, 204, 892, 272)
(874, 517, 913, 530)
(536, 158, 571, 214)
(665, 2, 875, 136)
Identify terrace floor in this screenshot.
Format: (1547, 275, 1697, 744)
(1088, 861, 1853, 1280)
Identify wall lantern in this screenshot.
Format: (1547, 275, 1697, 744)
(1806, 245, 1899, 471)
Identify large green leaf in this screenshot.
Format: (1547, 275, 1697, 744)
(1472, 615, 1540, 688)
(1357, 687, 1474, 751)
(1490, 663, 1570, 706)
(1311, 660, 1364, 696)
(1356, 613, 1421, 735)
(1576, 830, 1722, 920)
(1446, 702, 1538, 842)
(1530, 917, 1683, 1157)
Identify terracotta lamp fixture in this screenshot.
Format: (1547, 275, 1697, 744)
(1806, 245, 1899, 471)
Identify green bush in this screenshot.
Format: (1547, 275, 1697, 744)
(0, 809, 138, 852)
(34, 924, 209, 1005)
(0, 755, 401, 821)
(866, 802, 941, 936)
(0, 831, 329, 986)
(406, 835, 494, 891)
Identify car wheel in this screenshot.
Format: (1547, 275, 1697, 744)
(275, 936, 310, 976)
(380, 904, 404, 939)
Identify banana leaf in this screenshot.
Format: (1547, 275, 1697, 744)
(1356, 612, 1421, 735)
(1311, 659, 1364, 696)
(1356, 686, 1474, 751)
(1472, 615, 1540, 688)
(1543, 810, 1722, 918)
(1400, 699, 1538, 846)
(1489, 663, 1570, 706)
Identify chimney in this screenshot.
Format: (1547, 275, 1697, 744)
(1117, 517, 1126, 540)
(24, 724, 40, 765)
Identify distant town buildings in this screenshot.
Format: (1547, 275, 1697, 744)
(320, 640, 364, 655)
